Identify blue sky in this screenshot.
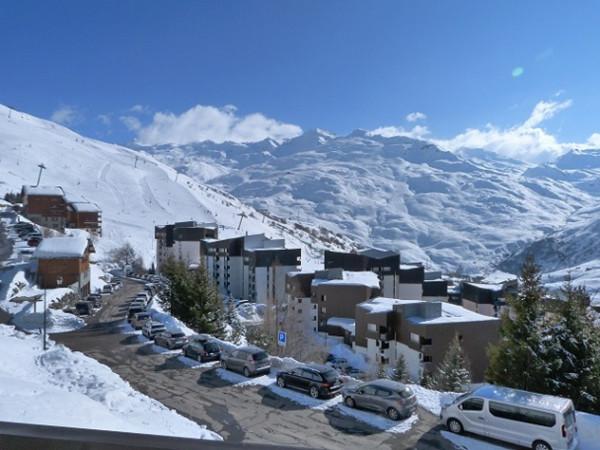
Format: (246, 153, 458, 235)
(1, 1, 600, 160)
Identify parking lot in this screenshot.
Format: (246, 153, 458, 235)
(53, 279, 460, 450)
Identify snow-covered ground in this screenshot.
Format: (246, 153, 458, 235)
(0, 324, 221, 440)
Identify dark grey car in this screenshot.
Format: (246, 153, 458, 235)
(342, 379, 417, 420)
(182, 336, 221, 362)
(220, 346, 270, 377)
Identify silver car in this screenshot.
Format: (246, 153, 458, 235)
(220, 346, 270, 377)
(130, 312, 151, 329)
(342, 379, 417, 420)
(154, 331, 188, 350)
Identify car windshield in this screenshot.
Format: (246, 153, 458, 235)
(171, 333, 185, 338)
(252, 351, 269, 361)
(204, 342, 219, 352)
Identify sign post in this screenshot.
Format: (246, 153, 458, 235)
(277, 330, 287, 348)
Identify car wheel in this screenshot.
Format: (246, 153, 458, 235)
(533, 441, 552, 450)
(344, 396, 355, 408)
(277, 377, 286, 388)
(309, 385, 319, 399)
(387, 407, 400, 421)
(447, 418, 463, 434)
(243, 367, 251, 377)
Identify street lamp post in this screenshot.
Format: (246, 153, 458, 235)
(42, 276, 63, 351)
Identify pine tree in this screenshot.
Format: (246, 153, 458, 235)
(541, 280, 600, 413)
(391, 354, 409, 383)
(427, 334, 471, 392)
(487, 254, 547, 392)
(224, 302, 246, 345)
(376, 360, 389, 379)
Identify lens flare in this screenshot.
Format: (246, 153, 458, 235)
(512, 67, 524, 78)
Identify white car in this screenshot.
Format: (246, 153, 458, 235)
(142, 320, 166, 340)
(441, 385, 578, 450)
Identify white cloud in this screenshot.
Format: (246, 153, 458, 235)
(406, 112, 427, 122)
(433, 98, 576, 163)
(120, 115, 142, 131)
(586, 133, 600, 147)
(522, 99, 572, 128)
(50, 105, 80, 126)
(135, 104, 302, 145)
(129, 104, 151, 114)
(368, 125, 430, 139)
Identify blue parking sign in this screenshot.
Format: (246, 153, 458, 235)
(278, 330, 286, 347)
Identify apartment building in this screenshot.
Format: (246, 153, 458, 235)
(461, 282, 507, 317)
(310, 268, 380, 336)
(201, 233, 301, 304)
(154, 221, 218, 271)
(34, 234, 95, 296)
(22, 185, 68, 231)
(354, 297, 499, 382)
(324, 249, 428, 299)
(285, 271, 317, 334)
(422, 279, 449, 302)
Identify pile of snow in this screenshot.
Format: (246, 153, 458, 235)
(0, 324, 221, 440)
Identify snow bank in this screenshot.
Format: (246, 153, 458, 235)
(0, 324, 221, 440)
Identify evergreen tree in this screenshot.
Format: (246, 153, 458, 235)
(541, 280, 600, 413)
(427, 334, 471, 392)
(224, 302, 246, 345)
(487, 254, 547, 392)
(160, 260, 226, 338)
(376, 360, 389, 379)
(391, 354, 409, 383)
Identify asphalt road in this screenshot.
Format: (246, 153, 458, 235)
(53, 279, 457, 450)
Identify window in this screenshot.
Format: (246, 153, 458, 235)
(298, 298, 302, 304)
(460, 398, 484, 411)
(360, 386, 377, 396)
(488, 402, 556, 427)
(368, 323, 377, 332)
(375, 388, 392, 397)
(321, 295, 326, 302)
(298, 309, 302, 314)
(321, 307, 326, 313)
(410, 332, 420, 344)
(422, 355, 432, 362)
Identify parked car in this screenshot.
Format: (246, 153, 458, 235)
(127, 304, 147, 321)
(102, 284, 113, 294)
(75, 301, 92, 316)
(142, 321, 166, 340)
(130, 312, 152, 329)
(154, 331, 188, 350)
(342, 379, 417, 420)
(326, 357, 349, 373)
(183, 336, 221, 362)
(441, 385, 578, 450)
(221, 346, 270, 377)
(277, 364, 342, 399)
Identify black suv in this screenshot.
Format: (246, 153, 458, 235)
(276, 364, 343, 399)
(182, 335, 221, 362)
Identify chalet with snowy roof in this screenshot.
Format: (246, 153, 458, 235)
(353, 297, 499, 382)
(22, 185, 68, 231)
(67, 201, 102, 236)
(33, 234, 95, 296)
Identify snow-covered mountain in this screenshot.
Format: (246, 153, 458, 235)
(140, 131, 599, 273)
(0, 105, 353, 268)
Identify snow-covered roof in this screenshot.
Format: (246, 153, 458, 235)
(465, 282, 504, 291)
(358, 297, 422, 314)
(312, 271, 380, 289)
(472, 385, 572, 412)
(409, 302, 497, 324)
(34, 235, 90, 259)
(23, 185, 64, 197)
(326, 317, 356, 334)
(69, 202, 100, 213)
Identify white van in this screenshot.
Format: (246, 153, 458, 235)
(441, 385, 578, 450)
